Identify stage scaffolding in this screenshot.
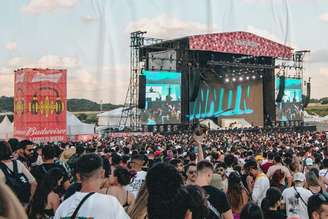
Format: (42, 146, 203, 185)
(119, 31, 163, 130)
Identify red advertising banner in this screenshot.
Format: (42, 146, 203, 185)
(14, 68, 67, 142)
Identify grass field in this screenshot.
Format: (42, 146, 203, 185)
(305, 104, 328, 117)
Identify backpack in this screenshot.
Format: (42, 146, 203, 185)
(0, 160, 31, 203)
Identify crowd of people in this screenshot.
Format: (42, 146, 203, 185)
(1, 129, 328, 219)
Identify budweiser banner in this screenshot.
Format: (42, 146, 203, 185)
(14, 68, 67, 142)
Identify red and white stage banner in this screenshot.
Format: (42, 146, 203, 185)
(189, 31, 293, 59)
(14, 68, 67, 142)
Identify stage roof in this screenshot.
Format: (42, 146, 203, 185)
(188, 31, 293, 59)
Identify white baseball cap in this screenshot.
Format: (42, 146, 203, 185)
(293, 172, 305, 182)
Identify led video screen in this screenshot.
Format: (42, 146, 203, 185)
(189, 79, 264, 127)
(275, 77, 303, 121)
(140, 71, 181, 125)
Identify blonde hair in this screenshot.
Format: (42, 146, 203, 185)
(0, 183, 28, 219)
(127, 183, 148, 219)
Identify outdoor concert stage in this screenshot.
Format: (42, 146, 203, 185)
(125, 31, 309, 132)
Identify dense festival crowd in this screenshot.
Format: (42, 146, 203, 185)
(1, 129, 328, 219)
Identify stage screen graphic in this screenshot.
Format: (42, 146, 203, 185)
(275, 77, 303, 121)
(140, 71, 181, 125)
(189, 79, 264, 127)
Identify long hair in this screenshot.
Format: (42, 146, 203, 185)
(0, 183, 28, 219)
(128, 183, 148, 219)
(29, 168, 65, 218)
(270, 169, 285, 186)
(227, 172, 244, 211)
(261, 187, 282, 212)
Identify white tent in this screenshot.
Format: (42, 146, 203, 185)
(0, 116, 13, 140)
(67, 112, 95, 136)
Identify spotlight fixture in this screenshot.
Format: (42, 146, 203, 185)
(252, 75, 256, 79)
(246, 76, 250, 80)
(260, 75, 263, 78)
(239, 77, 243, 81)
(225, 78, 230, 83)
(232, 77, 236, 82)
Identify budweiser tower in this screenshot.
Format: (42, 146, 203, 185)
(14, 68, 67, 142)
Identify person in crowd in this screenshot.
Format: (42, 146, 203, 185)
(215, 161, 228, 192)
(0, 182, 28, 219)
(127, 154, 147, 198)
(0, 140, 37, 206)
(319, 159, 328, 189)
(261, 152, 274, 174)
(267, 155, 292, 187)
(226, 172, 249, 219)
(270, 169, 286, 193)
(306, 171, 324, 195)
(307, 192, 328, 219)
(196, 160, 233, 219)
(102, 166, 135, 208)
(31, 145, 70, 188)
(185, 163, 197, 185)
(128, 183, 148, 219)
(261, 187, 286, 219)
(224, 154, 237, 177)
(29, 168, 66, 218)
(244, 159, 270, 206)
(146, 162, 208, 219)
(282, 172, 312, 219)
(240, 202, 264, 219)
(54, 153, 129, 219)
(16, 140, 35, 169)
(303, 158, 315, 174)
(170, 158, 185, 176)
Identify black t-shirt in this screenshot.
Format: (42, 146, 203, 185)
(264, 210, 286, 219)
(31, 163, 68, 184)
(63, 182, 81, 200)
(203, 185, 231, 218)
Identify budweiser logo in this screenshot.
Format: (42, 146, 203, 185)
(31, 72, 62, 83)
(25, 127, 66, 137)
(15, 73, 25, 83)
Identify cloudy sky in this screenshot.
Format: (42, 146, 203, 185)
(0, 0, 327, 104)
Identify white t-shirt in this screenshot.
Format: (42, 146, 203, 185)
(0, 160, 35, 184)
(282, 186, 312, 219)
(127, 170, 146, 198)
(54, 192, 130, 219)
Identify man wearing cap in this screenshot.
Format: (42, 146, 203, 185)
(282, 172, 313, 219)
(126, 154, 147, 198)
(307, 192, 328, 219)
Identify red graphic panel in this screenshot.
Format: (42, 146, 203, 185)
(189, 31, 293, 58)
(14, 68, 67, 142)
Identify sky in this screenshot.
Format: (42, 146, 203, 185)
(0, 0, 327, 104)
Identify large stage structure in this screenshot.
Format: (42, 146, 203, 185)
(120, 31, 310, 132)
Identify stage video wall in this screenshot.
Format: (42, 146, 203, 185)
(189, 79, 264, 126)
(275, 77, 303, 121)
(140, 71, 181, 125)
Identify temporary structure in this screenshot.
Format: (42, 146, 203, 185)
(0, 116, 13, 140)
(67, 112, 95, 137)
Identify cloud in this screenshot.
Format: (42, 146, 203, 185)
(4, 42, 17, 51)
(320, 13, 328, 22)
(80, 15, 97, 23)
(308, 50, 328, 63)
(127, 14, 211, 39)
(21, 0, 79, 15)
(37, 55, 80, 68)
(246, 25, 297, 48)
